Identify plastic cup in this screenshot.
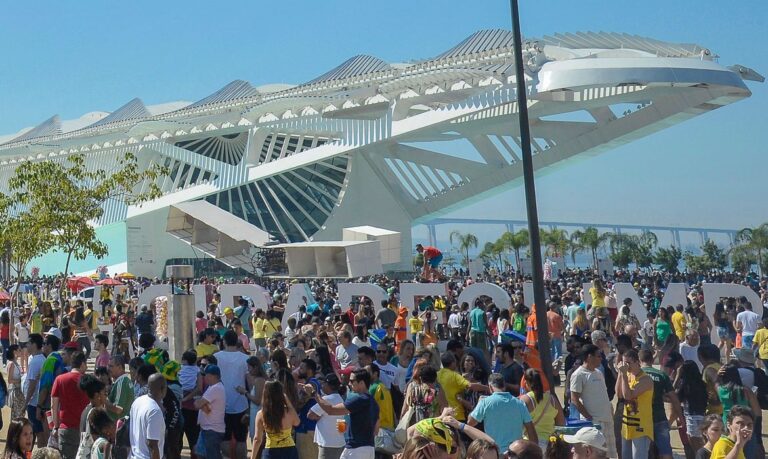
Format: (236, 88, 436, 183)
(45, 410, 54, 430)
(336, 418, 346, 433)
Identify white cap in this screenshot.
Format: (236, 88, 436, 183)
(45, 327, 63, 340)
(563, 427, 608, 452)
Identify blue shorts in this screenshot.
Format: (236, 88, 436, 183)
(428, 253, 443, 268)
(653, 420, 672, 456)
(27, 405, 43, 433)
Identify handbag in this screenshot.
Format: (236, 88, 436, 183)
(375, 428, 400, 455)
(394, 406, 415, 448)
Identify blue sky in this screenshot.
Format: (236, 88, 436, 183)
(1, 1, 766, 248)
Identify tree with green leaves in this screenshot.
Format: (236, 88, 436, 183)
(734, 223, 768, 276)
(540, 228, 570, 262)
(0, 198, 54, 306)
(570, 227, 610, 268)
(684, 240, 728, 272)
(608, 233, 635, 268)
(729, 244, 757, 273)
(8, 152, 166, 289)
(633, 231, 658, 269)
(653, 246, 682, 272)
(500, 229, 529, 272)
(449, 230, 479, 268)
(479, 239, 506, 270)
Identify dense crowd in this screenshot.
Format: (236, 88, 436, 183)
(0, 263, 767, 459)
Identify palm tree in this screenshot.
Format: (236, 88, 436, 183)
(449, 230, 479, 268)
(735, 223, 768, 275)
(500, 229, 529, 272)
(570, 227, 611, 269)
(540, 228, 569, 261)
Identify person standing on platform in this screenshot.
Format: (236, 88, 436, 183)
(415, 244, 442, 282)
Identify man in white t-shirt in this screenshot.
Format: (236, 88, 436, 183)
(129, 373, 166, 459)
(23, 333, 46, 447)
(736, 302, 761, 349)
(679, 330, 702, 370)
(308, 373, 346, 459)
(570, 344, 617, 458)
(373, 342, 397, 390)
(213, 330, 250, 459)
(195, 364, 226, 459)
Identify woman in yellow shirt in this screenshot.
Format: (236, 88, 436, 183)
(195, 329, 219, 358)
(252, 309, 267, 349)
(251, 380, 300, 459)
(589, 279, 606, 308)
(519, 368, 565, 450)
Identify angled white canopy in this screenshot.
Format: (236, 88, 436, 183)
(166, 200, 274, 271)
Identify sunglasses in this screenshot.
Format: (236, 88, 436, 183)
(376, 350, 388, 354)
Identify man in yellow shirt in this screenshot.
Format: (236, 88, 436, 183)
(409, 310, 423, 346)
(710, 405, 753, 459)
(751, 317, 768, 368)
(436, 352, 488, 421)
(671, 304, 687, 340)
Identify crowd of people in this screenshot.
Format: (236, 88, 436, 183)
(0, 262, 767, 459)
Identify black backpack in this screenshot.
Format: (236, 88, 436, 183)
(113, 415, 130, 459)
(750, 367, 768, 410)
(459, 311, 469, 331)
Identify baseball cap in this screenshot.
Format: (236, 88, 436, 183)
(563, 427, 608, 451)
(318, 373, 341, 387)
(63, 341, 80, 351)
(732, 348, 756, 366)
(590, 330, 607, 343)
(45, 327, 63, 340)
(203, 364, 221, 377)
(223, 307, 233, 314)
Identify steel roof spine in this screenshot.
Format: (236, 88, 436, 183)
(2, 115, 61, 146)
(94, 98, 150, 126)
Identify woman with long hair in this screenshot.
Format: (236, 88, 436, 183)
(251, 380, 300, 459)
(403, 360, 447, 422)
(391, 339, 415, 387)
(519, 368, 565, 450)
(5, 345, 26, 420)
(674, 361, 708, 452)
(655, 307, 676, 364)
(714, 302, 733, 361)
(275, 368, 301, 412)
(589, 279, 606, 309)
(571, 309, 589, 337)
(496, 310, 510, 344)
(3, 418, 33, 459)
(311, 345, 335, 377)
(240, 356, 267, 445)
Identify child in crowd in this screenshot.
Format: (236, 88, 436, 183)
(88, 407, 115, 459)
(94, 333, 111, 368)
(410, 310, 423, 346)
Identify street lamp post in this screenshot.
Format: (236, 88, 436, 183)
(508, 0, 555, 388)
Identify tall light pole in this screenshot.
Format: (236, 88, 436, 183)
(509, 0, 555, 388)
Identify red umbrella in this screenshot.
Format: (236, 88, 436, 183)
(98, 278, 123, 286)
(67, 276, 95, 292)
(0, 290, 10, 302)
